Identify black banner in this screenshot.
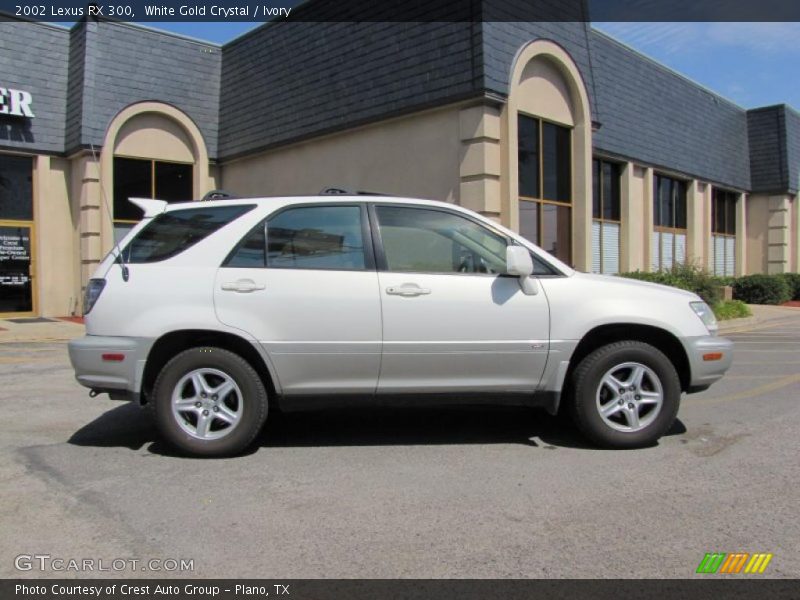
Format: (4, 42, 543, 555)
(3, 580, 800, 600)
(2, 0, 800, 23)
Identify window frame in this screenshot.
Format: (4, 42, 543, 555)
(712, 188, 738, 237)
(517, 113, 573, 265)
(223, 202, 376, 272)
(122, 204, 256, 264)
(592, 158, 622, 274)
(367, 203, 560, 278)
(113, 155, 194, 226)
(711, 187, 738, 277)
(652, 173, 689, 271)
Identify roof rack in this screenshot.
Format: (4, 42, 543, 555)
(201, 189, 238, 201)
(319, 187, 390, 197)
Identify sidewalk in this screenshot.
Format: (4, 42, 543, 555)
(0, 317, 85, 343)
(717, 304, 800, 334)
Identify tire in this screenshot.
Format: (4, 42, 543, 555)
(569, 341, 680, 449)
(151, 347, 268, 457)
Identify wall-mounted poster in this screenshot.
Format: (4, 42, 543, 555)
(0, 225, 32, 313)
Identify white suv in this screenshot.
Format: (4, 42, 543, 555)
(68, 194, 733, 456)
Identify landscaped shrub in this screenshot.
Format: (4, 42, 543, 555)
(713, 300, 751, 321)
(732, 274, 791, 305)
(780, 273, 800, 300)
(618, 264, 723, 306)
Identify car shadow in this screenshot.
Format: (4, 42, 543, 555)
(68, 402, 687, 457)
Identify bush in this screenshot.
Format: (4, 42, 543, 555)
(732, 274, 791, 305)
(781, 273, 800, 300)
(618, 264, 723, 306)
(713, 300, 751, 321)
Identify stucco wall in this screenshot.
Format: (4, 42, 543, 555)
(220, 107, 462, 202)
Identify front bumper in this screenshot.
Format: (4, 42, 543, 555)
(682, 334, 734, 392)
(68, 335, 154, 401)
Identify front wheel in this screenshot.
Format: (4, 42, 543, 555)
(152, 347, 268, 457)
(569, 341, 680, 449)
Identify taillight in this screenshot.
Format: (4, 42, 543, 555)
(83, 279, 106, 315)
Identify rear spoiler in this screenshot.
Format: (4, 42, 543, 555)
(129, 197, 168, 218)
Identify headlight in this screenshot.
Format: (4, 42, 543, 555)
(690, 301, 718, 333)
(83, 278, 106, 315)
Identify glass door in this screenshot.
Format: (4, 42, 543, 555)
(0, 222, 35, 316)
(0, 155, 36, 316)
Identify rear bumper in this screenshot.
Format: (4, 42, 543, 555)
(682, 335, 734, 392)
(68, 335, 154, 401)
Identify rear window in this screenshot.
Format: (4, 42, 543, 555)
(123, 205, 255, 263)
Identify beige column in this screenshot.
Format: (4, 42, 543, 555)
(71, 154, 104, 289)
(33, 156, 79, 316)
(735, 193, 747, 276)
(643, 167, 655, 271)
(619, 162, 641, 272)
(792, 195, 799, 273)
(767, 195, 791, 274)
(686, 180, 705, 267)
(572, 123, 593, 273)
(704, 186, 714, 271)
(458, 105, 502, 220)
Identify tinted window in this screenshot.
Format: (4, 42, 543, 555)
(0, 155, 33, 221)
(376, 206, 508, 275)
(654, 175, 687, 229)
(592, 159, 602, 219)
(155, 161, 193, 202)
(542, 122, 571, 201)
(124, 205, 254, 263)
(518, 115, 539, 198)
(602, 161, 621, 221)
(225, 221, 266, 268)
(712, 188, 738, 235)
(519, 200, 539, 245)
(114, 158, 194, 222)
(593, 159, 621, 221)
(114, 157, 150, 222)
(266, 206, 366, 270)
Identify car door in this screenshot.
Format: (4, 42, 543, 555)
(371, 204, 550, 394)
(214, 203, 382, 396)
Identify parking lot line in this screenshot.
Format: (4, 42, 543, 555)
(691, 372, 800, 405)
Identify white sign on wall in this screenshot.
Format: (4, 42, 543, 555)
(0, 88, 35, 118)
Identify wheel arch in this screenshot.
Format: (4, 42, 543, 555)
(564, 323, 691, 399)
(140, 329, 278, 406)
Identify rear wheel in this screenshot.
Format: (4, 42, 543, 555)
(152, 347, 268, 457)
(569, 341, 680, 448)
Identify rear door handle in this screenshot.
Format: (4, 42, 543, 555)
(386, 284, 431, 297)
(221, 279, 265, 293)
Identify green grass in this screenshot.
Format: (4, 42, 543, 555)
(713, 300, 751, 321)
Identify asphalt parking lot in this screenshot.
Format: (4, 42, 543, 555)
(1, 312, 799, 579)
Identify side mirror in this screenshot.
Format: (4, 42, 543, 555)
(506, 246, 533, 277)
(506, 246, 539, 296)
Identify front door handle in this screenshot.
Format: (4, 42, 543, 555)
(386, 284, 431, 297)
(221, 279, 266, 293)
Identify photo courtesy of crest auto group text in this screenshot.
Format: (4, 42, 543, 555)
(1, 0, 799, 598)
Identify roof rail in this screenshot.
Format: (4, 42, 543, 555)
(202, 189, 238, 201)
(319, 187, 391, 197)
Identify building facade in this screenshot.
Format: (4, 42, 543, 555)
(1, 10, 799, 317)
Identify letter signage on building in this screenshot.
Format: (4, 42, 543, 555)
(0, 87, 35, 118)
